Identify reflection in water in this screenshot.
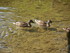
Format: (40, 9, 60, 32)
(0, 6, 16, 53)
(0, 7, 15, 10)
(0, 41, 12, 53)
(0, 7, 8, 9)
(0, 12, 13, 14)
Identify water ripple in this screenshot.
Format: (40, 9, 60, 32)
(0, 7, 15, 10)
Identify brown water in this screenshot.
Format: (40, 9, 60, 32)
(0, 0, 70, 53)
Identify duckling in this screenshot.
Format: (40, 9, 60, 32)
(13, 20, 34, 27)
(34, 19, 52, 28)
(63, 27, 70, 32)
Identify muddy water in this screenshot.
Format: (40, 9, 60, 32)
(0, 6, 16, 53)
(0, 0, 70, 53)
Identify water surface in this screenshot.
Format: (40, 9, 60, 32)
(0, 0, 70, 53)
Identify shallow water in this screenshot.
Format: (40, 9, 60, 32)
(0, 0, 70, 53)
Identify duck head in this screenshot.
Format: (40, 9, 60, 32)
(26, 20, 34, 27)
(29, 20, 34, 23)
(46, 20, 52, 27)
(47, 20, 52, 23)
(63, 28, 70, 32)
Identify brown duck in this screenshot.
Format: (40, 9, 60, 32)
(34, 19, 52, 28)
(13, 20, 34, 27)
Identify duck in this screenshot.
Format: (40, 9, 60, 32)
(34, 19, 52, 28)
(63, 27, 70, 32)
(13, 20, 34, 27)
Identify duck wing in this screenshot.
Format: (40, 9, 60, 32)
(35, 20, 46, 26)
(20, 22, 28, 27)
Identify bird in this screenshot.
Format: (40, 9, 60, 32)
(13, 20, 34, 27)
(63, 27, 70, 32)
(34, 19, 52, 28)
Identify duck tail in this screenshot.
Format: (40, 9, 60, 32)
(13, 22, 16, 24)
